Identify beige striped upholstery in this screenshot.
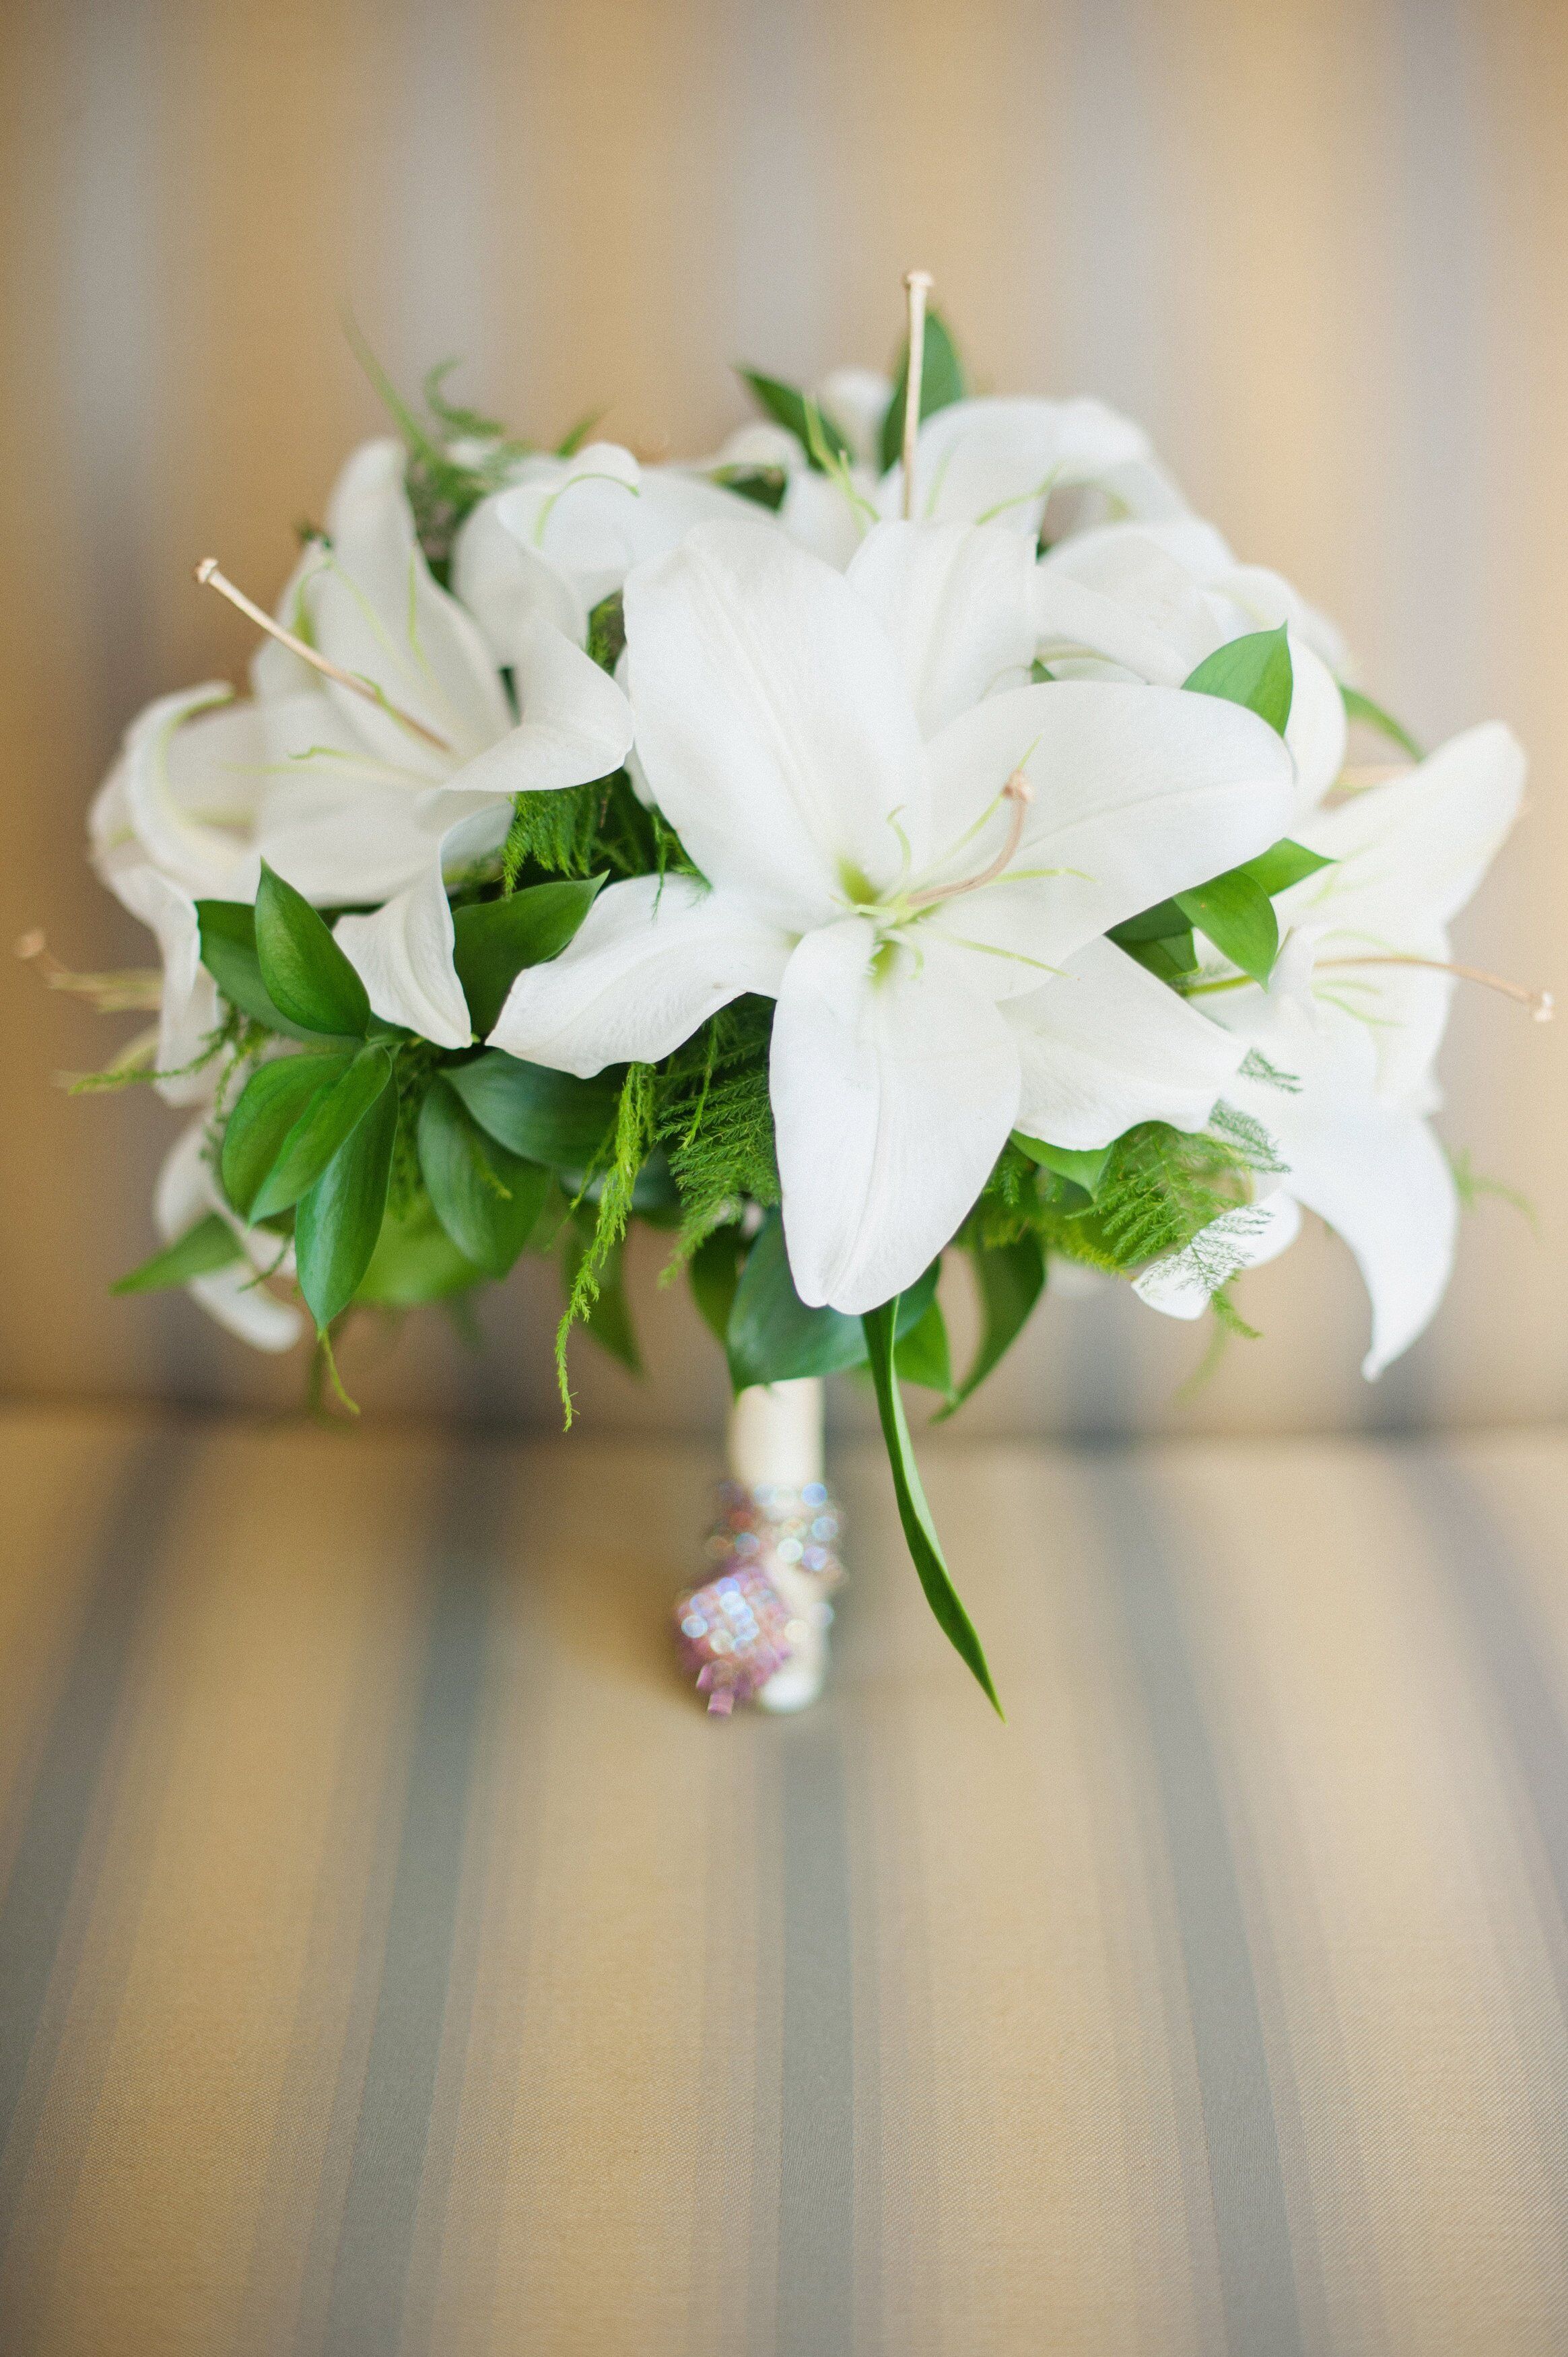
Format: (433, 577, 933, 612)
(1, 1403, 1565, 2354)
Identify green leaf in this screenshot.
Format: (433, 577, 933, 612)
(1183, 625, 1293, 736)
(254, 862, 371, 1037)
(1342, 684, 1423, 762)
(417, 1076, 551, 1276)
(934, 1235, 1045, 1421)
(689, 1224, 745, 1345)
(1175, 870, 1279, 984)
(725, 1209, 868, 1388)
(1013, 1137, 1112, 1195)
(221, 1049, 356, 1218)
(879, 307, 968, 471)
(196, 901, 330, 1042)
(1118, 931, 1199, 984)
(1239, 838, 1334, 896)
(294, 1077, 398, 1331)
(248, 1044, 395, 1222)
(445, 1050, 617, 1166)
(739, 370, 852, 471)
(895, 1296, 953, 1397)
(452, 877, 605, 1038)
(724, 1211, 941, 1392)
(111, 1212, 243, 1295)
(862, 1300, 1001, 1715)
(354, 1194, 484, 1306)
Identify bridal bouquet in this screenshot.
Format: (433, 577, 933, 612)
(56, 278, 1541, 1711)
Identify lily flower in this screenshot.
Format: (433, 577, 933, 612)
(1135, 722, 1530, 1372)
(90, 438, 632, 1054)
(779, 390, 1168, 570)
(1031, 520, 1349, 817)
(153, 1121, 304, 1352)
(491, 519, 1295, 1311)
(453, 441, 768, 659)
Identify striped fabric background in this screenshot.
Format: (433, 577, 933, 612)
(1, 1401, 1565, 2354)
(3, 0, 1566, 1436)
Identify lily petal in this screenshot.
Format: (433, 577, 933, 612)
(489, 873, 793, 1076)
(1133, 1192, 1302, 1319)
(777, 468, 869, 567)
(772, 919, 1020, 1313)
(107, 867, 219, 1105)
(884, 395, 1150, 533)
(847, 521, 1035, 738)
(624, 521, 928, 926)
(1260, 1089, 1458, 1378)
(304, 439, 510, 772)
(106, 685, 267, 898)
(1291, 721, 1526, 934)
(436, 609, 632, 800)
(919, 679, 1294, 988)
(156, 1123, 304, 1352)
(334, 865, 469, 1051)
(1007, 937, 1246, 1147)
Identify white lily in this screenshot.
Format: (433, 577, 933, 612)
(90, 438, 632, 1055)
(154, 1121, 304, 1352)
(453, 440, 768, 660)
(1032, 522, 1349, 818)
(491, 519, 1295, 1312)
(778, 390, 1167, 570)
(1135, 722, 1528, 1372)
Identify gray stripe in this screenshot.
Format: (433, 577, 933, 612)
(1092, 1461, 1305, 2357)
(0, 1432, 189, 2207)
(1405, 1449, 1568, 1951)
(315, 1449, 500, 2357)
(775, 1708, 856, 2357)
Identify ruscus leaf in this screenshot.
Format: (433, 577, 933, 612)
(934, 1236, 1046, 1421)
(248, 1043, 395, 1222)
(1013, 1137, 1112, 1196)
(111, 1213, 243, 1294)
(221, 1049, 356, 1218)
(417, 1075, 551, 1276)
(452, 876, 605, 1038)
(862, 1300, 1002, 1715)
(1341, 685, 1423, 762)
(294, 1076, 398, 1331)
(254, 862, 372, 1037)
(446, 1050, 618, 1166)
(1183, 626, 1294, 736)
(196, 900, 330, 1042)
(1175, 870, 1279, 984)
(738, 370, 852, 471)
(1239, 838, 1334, 896)
(879, 307, 968, 471)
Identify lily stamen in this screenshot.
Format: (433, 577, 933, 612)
(194, 558, 450, 753)
(905, 770, 1033, 910)
(901, 270, 934, 520)
(1321, 952, 1554, 1022)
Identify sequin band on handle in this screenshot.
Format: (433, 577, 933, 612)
(674, 1480, 844, 1715)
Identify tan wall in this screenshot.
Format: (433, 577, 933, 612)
(2, 0, 1565, 1436)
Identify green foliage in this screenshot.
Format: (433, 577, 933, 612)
(345, 319, 530, 569)
(738, 369, 853, 470)
(448, 1050, 618, 1166)
(655, 997, 780, 1252)
(894, 1296, 954, 1398)
(1342, 684, 1423, 762)
(1243, 839, 1334, 896)
(879, 306, 967, 471)
(688, 1223, 744, 1344)
(254, 864, 372, 1038)
(862, 1299, 1002, 1716)
(555, 1064, 656, 1407)
(934, 1234, 1045, 1421)
(221, 1048, 355, 1218)
(1012, 1136, 1110, 1195)
(111, 1213, 243, 1295)
(417, 1077, 550, 1275)
(725, 1209, 869, 1389)
(249, 1044, 395, 1221)
(1174, 870, 1279, 984)
(452, 875, 604, 1037)
(197, 900, 327, 1041)
(586, 592, 625, 673)
(294, 1077, 399, 1332)
(978, 1117, 1278, 1287)
(500, 769, 681, 890)
(355, 1191, 484, 1306)
(1183, 625, 1294, 735)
